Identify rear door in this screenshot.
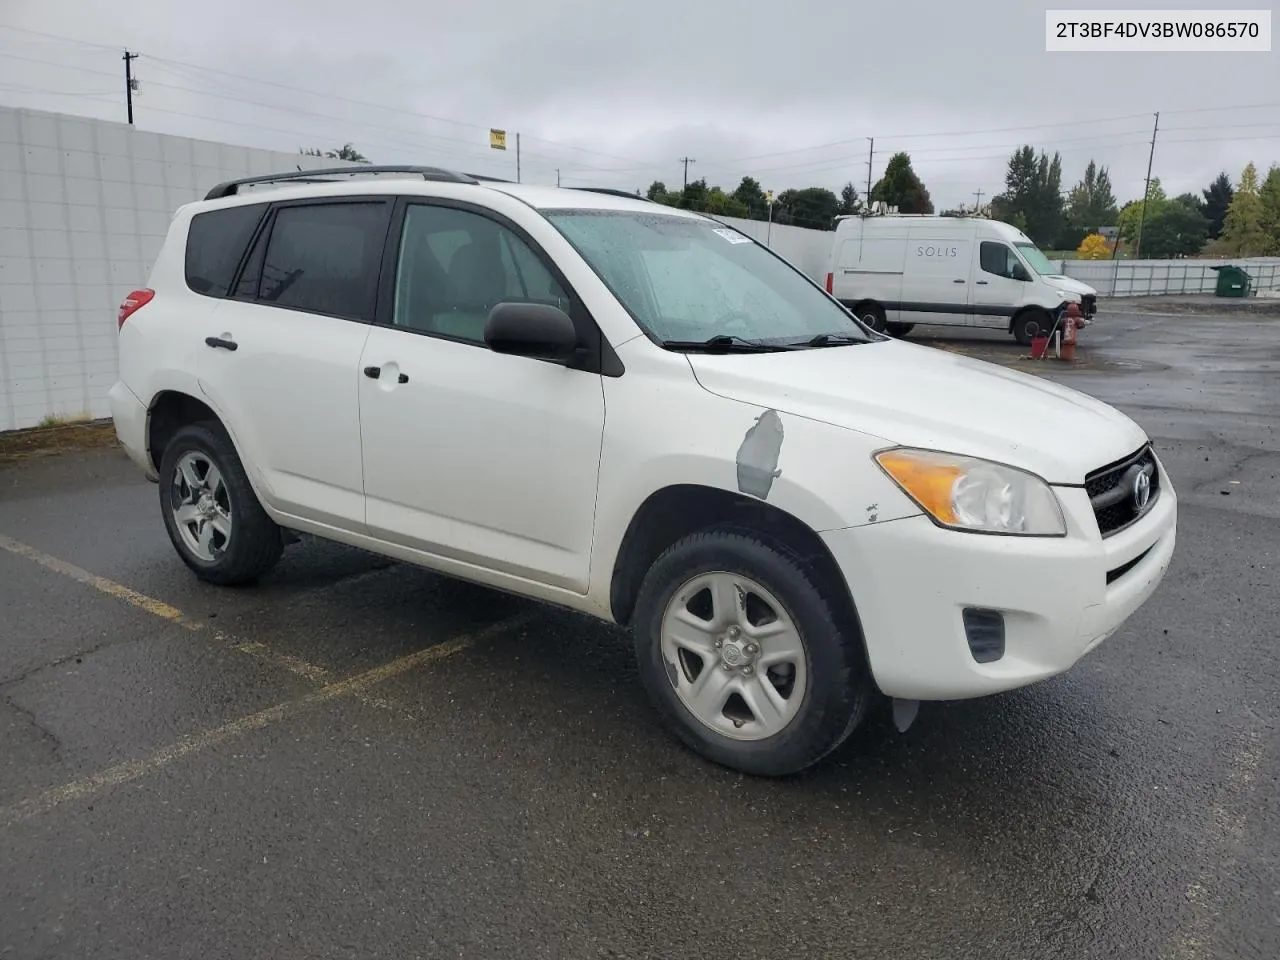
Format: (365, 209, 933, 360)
(901, 228, 972, 326)
(196, 197, 392, 531)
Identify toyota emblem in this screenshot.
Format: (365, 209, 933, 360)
(1132, 468, 1152, 511)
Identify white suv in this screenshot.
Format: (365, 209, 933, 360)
(110, 166, 1178, 777)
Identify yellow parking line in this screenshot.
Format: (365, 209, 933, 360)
(0, 533, 194, 628)
(0, 611, 536, 829)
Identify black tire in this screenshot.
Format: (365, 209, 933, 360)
(631, 528, 874, 777)
(1012, 309, 1052, 346)
(885, 322, 914, 338)
(158, 421, 283, 585)
(857, 303, 887, 333)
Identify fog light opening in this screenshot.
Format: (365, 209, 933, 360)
(963, 608, 1006, 664)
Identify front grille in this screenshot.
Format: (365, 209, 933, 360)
(1085, 444, 1160, 538)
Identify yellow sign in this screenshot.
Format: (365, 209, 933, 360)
(765, 190, 774, 204)
(489, 129, 507, 151)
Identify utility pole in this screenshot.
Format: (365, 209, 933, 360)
(973, 188, 984, 213)
(516, 133, 521, 183)
(555, 168, 561, 188)
(680, 157, 695, 189)
(122, 50, 139, 126)
(864, 138, 874, 212)
(1134, 111, 1159, 259)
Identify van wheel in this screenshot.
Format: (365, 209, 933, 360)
(158, 421, 283, 585)
(885, 323, 914, 338)
(1012, 310, 1052, 346)
(631, 528, 873, 777)
(857, 304, 887, 333)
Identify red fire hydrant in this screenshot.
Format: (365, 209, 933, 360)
(1060, 303, 1080, 362)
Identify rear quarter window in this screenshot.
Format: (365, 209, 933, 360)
(184, 203, 268, 298)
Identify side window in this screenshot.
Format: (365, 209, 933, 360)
(256, 202, 389, 321)
(185, 203, 267, 297)
(980, 241, 1018, 280)
(392, 204, 569, 343)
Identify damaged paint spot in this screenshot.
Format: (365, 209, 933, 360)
(736, 409, 783, 499)
(664, 658, 678, 688)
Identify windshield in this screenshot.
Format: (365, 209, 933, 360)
(1014, 242, 1058, 276)
(544, 210, 873, 346)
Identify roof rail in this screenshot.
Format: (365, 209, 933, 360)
(571, 187, 653, 202)
(203, 165, 479, 201)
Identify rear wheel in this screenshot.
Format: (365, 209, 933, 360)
(885, 322, 915, 338)
(1012, 309, 1053, 346)
(857, 303, 887, 333)
(159, 422, 283, 585)
(631, 528, 873, 777)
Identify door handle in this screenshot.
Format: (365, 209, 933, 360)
(204, 336, 237, 351)
(953, 279, 966, 283)
(976, 280, 989, 285)
(363, 365, 380, 379)
(397, 373, 409, 384)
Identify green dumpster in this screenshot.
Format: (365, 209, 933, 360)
(1212, 265, 1253, 298)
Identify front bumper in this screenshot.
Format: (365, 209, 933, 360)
(108, 380, 158, 482)
(823, 469, 1177, 701)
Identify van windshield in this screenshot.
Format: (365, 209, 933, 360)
(544, 210, 873, 348)
(1014, 242, 1058, 276)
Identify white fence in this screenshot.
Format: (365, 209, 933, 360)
(0, 105, 362, 433)
(1, 102, 1277, 433)
(1048, 257, 1280, 297)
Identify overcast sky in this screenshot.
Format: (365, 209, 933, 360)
(1, 0, 1276, 211)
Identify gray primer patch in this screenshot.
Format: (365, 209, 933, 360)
(736, 409, 784, 499)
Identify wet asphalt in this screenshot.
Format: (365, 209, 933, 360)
(1, 309, 1278, 960)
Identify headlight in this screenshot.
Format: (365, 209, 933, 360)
(874, 448, 1066, 536)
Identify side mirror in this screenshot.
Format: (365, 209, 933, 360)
(484, 302, 580, 361)
(1012, 264, 1032, 282)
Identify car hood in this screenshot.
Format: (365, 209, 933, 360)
(687, 339, 1147, 484)
(1043, 274, 1097, 298)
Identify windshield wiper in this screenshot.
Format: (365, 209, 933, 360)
(799, 333, 869, 347)
(660, 335, 791, 353)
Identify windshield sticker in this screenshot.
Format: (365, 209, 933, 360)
(712, 227, 752, 244)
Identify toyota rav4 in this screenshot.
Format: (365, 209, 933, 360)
(109, 166, 1177, 777)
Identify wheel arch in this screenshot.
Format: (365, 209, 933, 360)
(608, 483, 870, 665)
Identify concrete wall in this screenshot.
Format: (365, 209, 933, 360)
(2, 102, 1277, 432)
(0, 105, 360, 432)
(710, 214, 836, 284)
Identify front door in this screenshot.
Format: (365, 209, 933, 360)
(358, 200, 606, 593)
(971, 240, 1029, 329)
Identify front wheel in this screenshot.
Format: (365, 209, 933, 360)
(885, 323, 915, 338)
(158, 422, 283, 585)
(1012, 309, 1053, 346)
(631, 529, 873, 777)
(857, 304, 887, 333)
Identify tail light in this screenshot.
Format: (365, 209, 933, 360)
(118, 288, 154, 329)
(825, 272, 833, 293)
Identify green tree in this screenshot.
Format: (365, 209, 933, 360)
(1065, 160, 1118, 232)
(645, 180, 670, 202)
(1117, 178, 1168, 248)
(1141, 195, 1209, 258)
(1220, 163, 1267, 255)
(731, 177, 768, 220)
(870, 152, 933, 214)
(703, 186, 750, 218)
(775, 186, 842, 230)
(1258, 165, 1280, 255)
(300, 143, 370, 163)
(989, 146, 1064, 246)
(1201, 172, 1234, 239)
(838, 182, 861, 216)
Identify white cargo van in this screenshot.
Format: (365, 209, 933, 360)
(823, 215, 1098, 345)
